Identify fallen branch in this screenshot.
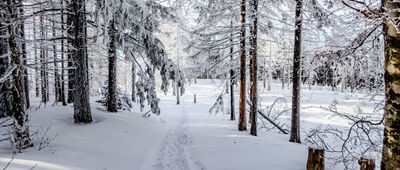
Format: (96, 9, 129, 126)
(246, 100, 289, 134)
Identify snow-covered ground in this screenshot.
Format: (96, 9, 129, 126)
(0, 79, 383, 170)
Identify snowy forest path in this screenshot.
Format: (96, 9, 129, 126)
(145, 94, 206, 170)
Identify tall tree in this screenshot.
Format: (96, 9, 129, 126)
(60, 0, 67, 106)
(20, 3, 29, 109)
(107, 18, 118, 112)
(70, 0, 92, 123)
(6, 0, 32, 151)
(381, 0, 400, 168)
(289, 0, 303, 143)
(230, 21, 235, 121)
(249, 0, 258, 136)
(67, 0, 74, 104)
(238, 0, 247, 131)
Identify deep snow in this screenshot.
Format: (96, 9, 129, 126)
(0, 79, 383, 170)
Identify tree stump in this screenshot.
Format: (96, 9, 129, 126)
(358, 158, 375, 170)
(306, 148, 324, 170)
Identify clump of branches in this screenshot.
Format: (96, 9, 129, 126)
(96, 81, 133, 111)
(32, 123, 56, 151)
(305, 101, 384, 169)
(257, 97, 290, 133)
(209, 94, 224, 115)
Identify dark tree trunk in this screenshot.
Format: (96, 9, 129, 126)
(71, 0, 92, 123)
(67, 2, 74, 104)
(0, 2, 10, 116)
(60, 0, 67, 106)
(107, 18, 118, 112)
(7, 0, 32, 151)
(33, 16, 39, 97)
(20, 5, 29, 109)
(249, 0, 258, 136)
(289, 0, 303, 143)
(238, 0, 247, 131)
(40, 14, 49, 103)
(381, 0, 400, 168)
(53, 20, 62, 103)
(230, 21, 235, 121)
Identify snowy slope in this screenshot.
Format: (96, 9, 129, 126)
(0, 79, 383, 170)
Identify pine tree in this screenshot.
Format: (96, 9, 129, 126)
(238, 0, 247, 131)
(289, 0, 303, 144)
(107, 18, 118, 112)
(249, 0, 258, 136)
(70, 0, 92, 123)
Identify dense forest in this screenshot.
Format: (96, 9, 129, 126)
(0, 0, 399, 169)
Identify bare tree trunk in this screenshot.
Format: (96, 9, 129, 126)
(107, 18, 117, 112)
(40, 14, 49, 103)
(249, 0, 258, 136)
(289, 0, 303, 144)
(20, 5, 29, 109)
(71, 0, 92, 123)
(381, 0, 400, 168)
(238, 0, 247, 131)
(230, 21, 235, 121)
(67, 2, 74, 104)
(33, 16, 39, 97)
(60, 0, 67, 106)
(8, 0, 32, 151)
(53, 20, 62, 103)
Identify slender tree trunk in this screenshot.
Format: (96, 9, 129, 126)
(40, 14, 48, 103)
(20, 5, 29, 109)
(230, 21, 235, 121)
(249, 0, 258, 136)
(53, 20, 62, 103)
(60, 0, 67, 106)
(71, 0, 92, 123)
(67, 2, 74, 104)
(176, 20, 180, 105)
(289, 0, 303, 144)
(107, 18, 118, 112)
(33, 16, 39, 97)
(381, 0, 400, 168)
(238, 0, 247, 131)
(131, 62, 136, 102)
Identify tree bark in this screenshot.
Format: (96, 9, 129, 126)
(71, 0, 92, 123)
(289, 0, 303, 143)
(359, 158, 375, 170)
(249, 0, 258, 136)
(7, 0, 32, 151)
(53, 20, 62, 103)
(238, 0, 247, 131)
(33, 16, 40, 98)
(67, 1, 74, 104)
(381, 0, 400, 168)
(107, 18, 118, 112)
(306, 148, 324, 170)
(230, 21, 235, 121)
(40, 14, 49, 103)
(60, 0, 67, 106)
(20, 4, 29, 109)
